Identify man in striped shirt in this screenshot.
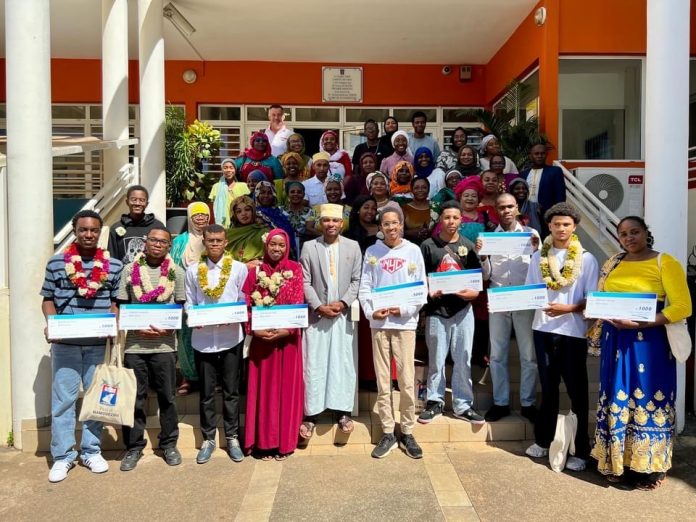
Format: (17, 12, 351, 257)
(41, 210, 122, 483)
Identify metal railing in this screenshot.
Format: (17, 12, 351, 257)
(553, 161, 621, 256)
(53, 161, 138, 253)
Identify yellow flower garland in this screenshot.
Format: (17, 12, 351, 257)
(539, 234, 583, 290)
(197, 254, 233, 299)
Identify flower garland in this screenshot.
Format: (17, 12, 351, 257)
(63, 243, 110, 298)
(129, 252, 176, 303)
(197, 254, 233, 299)
(539, 234, 583, 290)
(250, 269, 294, 307)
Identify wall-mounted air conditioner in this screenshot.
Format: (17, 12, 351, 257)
(573, 168, 645, 218)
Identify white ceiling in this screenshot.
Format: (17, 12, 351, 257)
(0, 0, 536, 64)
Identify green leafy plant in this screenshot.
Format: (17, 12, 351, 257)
(165, 106, 223, 206)
(6, 431, 14, 447)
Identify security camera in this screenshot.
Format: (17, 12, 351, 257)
(442, 65, 452, 76)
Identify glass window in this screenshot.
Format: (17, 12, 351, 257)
(442, 109, 482, 123)
(442, 126, 484, 151)
(345, 108, 390, 123)
(559, 59, 642, 159)
(246, 106, 292, 122)
(295, 107, 340, 122)
(52, 105, 86, 119)
(199, 106, 241, 121)
(393, 109, 437, 124)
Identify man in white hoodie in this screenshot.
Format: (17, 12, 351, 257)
(358, 204, 427, 459)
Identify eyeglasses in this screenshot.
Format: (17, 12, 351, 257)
(146, 237, 170, 246)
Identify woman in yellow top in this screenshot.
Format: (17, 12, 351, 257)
(209, 158, 250, 227)
(590, 216, 692, 490)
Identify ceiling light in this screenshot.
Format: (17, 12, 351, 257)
(163, 2, 195, 37)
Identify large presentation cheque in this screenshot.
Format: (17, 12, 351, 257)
(478, 232, 534, 256)
(428, 269, 483, 294)
(585, 292, 657, 322)
(487, 283, 549, 313)
(187, 301, 248, 327)
(119, 304, 183, 330)
(47, 313, 117, 340)
(251, 304, 309, 330)
(371, 281, 427, 310)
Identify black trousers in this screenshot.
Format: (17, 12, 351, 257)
(122, 352, 179, 450)
(194, 341, 243, 441)
(533, 331, 590, 459)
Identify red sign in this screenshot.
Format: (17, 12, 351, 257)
(628, 175, 644, 185)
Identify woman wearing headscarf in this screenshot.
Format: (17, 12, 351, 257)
(437, 126, 468, 172)
(246, 169, 267, 195)
(282, 181, 313, 250)
(478, 134, 518, 174)
(508, 177, 542, 234)
(413, 146, 447, 199)
(280, 133, 311, 177)
(209, 158, 250, 228)
(243, 229, 305, 460)
(344, 151, 376, 206)
(305, 174, 351, 236)
(455, 145, 483, 178)
(366, 171, 391, 209)
(380, 130, 414, 176)
(389, 160, 415, 204)
(170, 202, 211, 395)
(318, 130, 352, 179)
(225, 195, 270, 269)
(375, 116, 398, 166)
(430, 169, 463, 217)
(254, 181, 298, 258)
(235, 131, 284, 182)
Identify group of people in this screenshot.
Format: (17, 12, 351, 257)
(42, 106, 691, 493)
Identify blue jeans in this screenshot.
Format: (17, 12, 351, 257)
(425, 306, 475, 414)
(489, 310, 538, 407)
(51, 343, 106, 462)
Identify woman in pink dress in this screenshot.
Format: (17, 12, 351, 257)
(243, 229, 305, 460)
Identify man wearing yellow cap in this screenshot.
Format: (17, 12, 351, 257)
(303, 152, 331, 207)
(298, 203, 363, 438)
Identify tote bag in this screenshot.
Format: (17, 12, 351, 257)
(657, 254, 693, 363)
(549, 410, 577, 473)
(79, 334, 136, 427)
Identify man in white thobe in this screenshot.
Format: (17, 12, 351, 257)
(299, 204, 362, 438)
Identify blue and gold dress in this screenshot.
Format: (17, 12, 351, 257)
(591, 254, 691, 476)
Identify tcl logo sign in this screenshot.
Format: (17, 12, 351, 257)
(628, 175, 644, 185)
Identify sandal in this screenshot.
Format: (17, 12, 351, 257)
(275, 453, 290, 461)
(634, 472, 666, 491)
(299, 421, 316, 440)
(337, 415, 354, 434)
(261, 454, 274, 461)
(176, 380, 192, 396)
(606, 475, 624, 483)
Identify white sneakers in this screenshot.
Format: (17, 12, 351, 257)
(48, 460, 75, 483)
(84, 454, 109, 474)
(525, 443, 549, 458)
(48, 454, 109, 483)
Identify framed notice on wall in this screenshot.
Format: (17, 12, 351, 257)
(322, 67, 363, 103)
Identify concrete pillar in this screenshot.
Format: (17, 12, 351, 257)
(137, 0, 166, 221)
(644, 0, 691, 432)
(5, 0, 54, 447)
(102, 0, 130, 184)
(538, 0, 559, 159)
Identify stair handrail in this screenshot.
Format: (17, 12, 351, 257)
(554, 161, 621, 252)
(53, 161, 138, 253)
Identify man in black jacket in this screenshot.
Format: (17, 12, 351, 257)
(107, 185, 164, 263)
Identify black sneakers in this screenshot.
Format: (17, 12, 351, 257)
(453, 408, 486, 425)
(163, 447, 182, 466)
(371, 433, 398, 459)
(484, 404, 511, 422)
(399, 434, 423, 459)
(418, 401, 443, 424)
(120, 449, 142, 471)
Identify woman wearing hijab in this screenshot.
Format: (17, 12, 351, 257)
(226, 195, 270, 270)
(455, 145, 483, 178)
(283, 181, 313, 248)
(243, 229, 305, 460)
(389, 160, 415, 204)
(437, 127, 468, 172)
(209, 158, 250, 228)
(413, 146, 447, 199)
(478, 134, 518, 174)
(375, 116, 398, 165)
(366, 171, 391, 209)
(254, 181, 298, 258)
(318, 130, 352, 179)
(280, 133, 311, 177)
(305, 174, 351, 236)
(380, 130, 414, 176)
(430, 169, 463, 217)
(508, 177, 542, 234)
(344, 151, 376, 205)
(246, 169, 267, 195)
(170, 202, 211, 395)
(235, 131, 284, 182)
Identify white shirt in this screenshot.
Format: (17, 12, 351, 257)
(303, 176, 328, 207)
(527, 168, 543, 203)
(525, 248, 599, 338)
(184, 257, 248, 352)
(479, 156, 519, 175)
(481, 222, 540, 288)
(265, 125, 293, 157)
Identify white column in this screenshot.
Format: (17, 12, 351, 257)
(644, 0, 691, 432)
(102, 0, 130, 184)
(5, 0, 54, 447)
(137, 0, 166, 221)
